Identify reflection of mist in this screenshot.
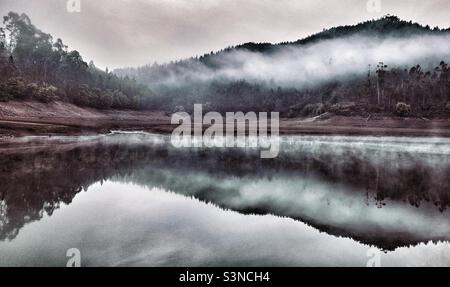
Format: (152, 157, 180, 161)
(113, 133, 450, 249)
(2, 133, 450, 251)
(122, 162, 450, 251)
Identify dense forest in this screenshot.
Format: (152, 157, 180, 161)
(0, 12, 157, 109)
(1, 12, 450, 118)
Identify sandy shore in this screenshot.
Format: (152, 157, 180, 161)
(2, 100, 450, 138)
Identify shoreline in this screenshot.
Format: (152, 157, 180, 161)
(2, 101, 450, 138)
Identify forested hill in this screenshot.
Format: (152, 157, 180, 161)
(114, 15, 450, 117)
(0, 12, 157, 110)
(1, 12, 450, 118)
(236, 15, 449, 53)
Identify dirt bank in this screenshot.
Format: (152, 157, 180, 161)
(1, 101, 450, 137)
(0, 101, 172, 136)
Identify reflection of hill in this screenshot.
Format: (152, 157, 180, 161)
(122, 144, 450, 212)
(1, 135, 450, 250)
(122, 145, 450, 250)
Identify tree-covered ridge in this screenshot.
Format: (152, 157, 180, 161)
(0, 12, 155, 109)
(113, 15, 450, 117)
(205, 15, 450, 56)
(1, 12, 450, 117)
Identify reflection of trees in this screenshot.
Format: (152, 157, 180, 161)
(1, 138, 450, 250)
(0, 143, 153, 240)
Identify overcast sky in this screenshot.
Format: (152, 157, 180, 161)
(0, 0, 449, 69)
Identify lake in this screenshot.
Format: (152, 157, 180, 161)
(0, 133, 450, 266)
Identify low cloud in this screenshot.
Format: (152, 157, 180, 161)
(133, 33, 450, 89)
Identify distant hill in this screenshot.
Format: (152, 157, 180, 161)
(114, 15, 450, 117)
(234, 15, 449, 54)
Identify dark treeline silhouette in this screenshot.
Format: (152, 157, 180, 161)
(1, 12, 450, 117)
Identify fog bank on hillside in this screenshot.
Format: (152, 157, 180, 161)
(120, 34, 450, 89)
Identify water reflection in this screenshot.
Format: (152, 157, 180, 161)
(0, 133, 450, 266)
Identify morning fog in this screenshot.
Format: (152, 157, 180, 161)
(171, 104, 280, 158)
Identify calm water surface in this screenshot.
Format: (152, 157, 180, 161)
(0, 133, 450, 266)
